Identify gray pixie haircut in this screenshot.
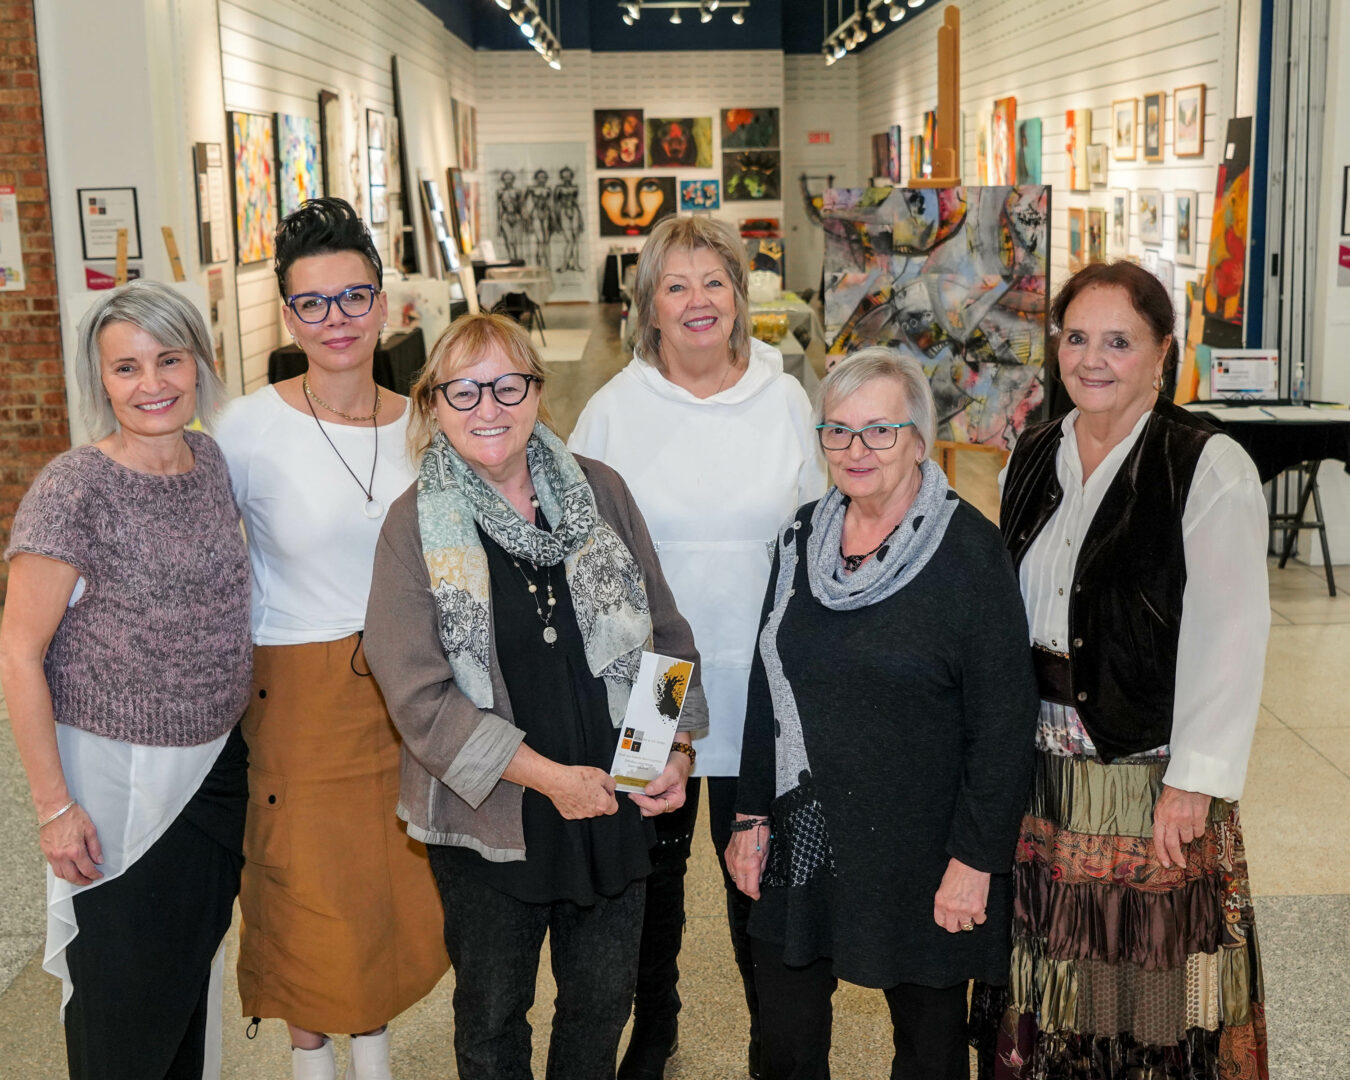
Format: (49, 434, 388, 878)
(631, 214, 751, 372)
(816, 346, 937, 459)
(75, 280, 227, 440)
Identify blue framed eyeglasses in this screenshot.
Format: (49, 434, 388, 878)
(285, 284, 378, 324)
(815, 421, 914, 451)
(434, 373, 543, 411)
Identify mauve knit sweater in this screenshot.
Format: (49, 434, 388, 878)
(5, 431, 252, 747)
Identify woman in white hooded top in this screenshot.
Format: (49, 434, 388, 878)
(570, 214, 824, 1080)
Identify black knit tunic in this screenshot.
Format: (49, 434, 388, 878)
(736, 499, 1039, 989)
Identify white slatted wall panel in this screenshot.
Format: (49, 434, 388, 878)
(855, 0, 1240, 335)
(219, 0, 476, 389)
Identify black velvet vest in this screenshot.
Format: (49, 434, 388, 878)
(1000, 398, 1217, 761)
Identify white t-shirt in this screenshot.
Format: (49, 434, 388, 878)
(215, 385, 417, 646)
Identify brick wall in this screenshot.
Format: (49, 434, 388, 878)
(0, 0, 65, 600)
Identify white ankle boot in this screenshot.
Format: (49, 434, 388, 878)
(292, 1036, 336, 1080)
(345, 1028, 393, 1080)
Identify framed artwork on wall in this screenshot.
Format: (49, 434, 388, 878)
(366, 109, 387, 225)
(595, 109, 645, 169)
(1138, 188, 1163, 244)
(452, 98, 477, 171)
(598, 175, 676, 236)
(1065, 109, 1091, 191)
(226, 110, 277, 265)
(1016, 118, 1042, 184)
(922, 111, 936, 178)
(1112, 99, 1137, 160)
(1110, 189, 1129, 251)
(646, 117, 713, 167)
(317, 90, 343, 201)
(446, 167, 475, 254)
(485, 145, 590, 300)
(1067, 207, 1085, 272)
(991, 96, 1016, 185)
(1142, 91, 1165, 162)
(1175, 189, 1198, 266)
(909, 135, 924, 181)
(887, 124, 902, 184)
(277, 113, 322, 217)
(1174, 84, 1206, 157)
(871, 134, 890, 182)
(975, 116, 990, 185)
(721, 108, 780, 150)
(1087, 144, 1108, 187)
(680, 179, 720, 210)
(723, 151, 781, 200)
(1087, 207, 1106, 263)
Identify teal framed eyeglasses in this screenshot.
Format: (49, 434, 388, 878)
(815, 421, 914, 451)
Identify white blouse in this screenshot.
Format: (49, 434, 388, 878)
(1016, 409, 1270, 800)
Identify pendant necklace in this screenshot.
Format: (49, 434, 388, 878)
(302, 377, 384, 519)
(511, 496, 558, 644)
(841, 521, 901, 573)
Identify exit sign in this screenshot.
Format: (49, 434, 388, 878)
(807, 131, 832, 144)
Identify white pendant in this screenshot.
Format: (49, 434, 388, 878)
(364, 497, 385, 520)
(543, 626, 558, 644)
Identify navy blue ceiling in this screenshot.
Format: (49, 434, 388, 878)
(429, 0, 943, 56)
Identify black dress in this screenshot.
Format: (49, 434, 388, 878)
(436, 522, 653, 905)
(736, 500, 1039, 989)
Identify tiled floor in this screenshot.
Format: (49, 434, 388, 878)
(1, 304, 1347, 1077)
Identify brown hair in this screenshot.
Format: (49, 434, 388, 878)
(630, 214, 751, 372)
(406, 313, 553, 461)
(1050, 261, 1180, 379)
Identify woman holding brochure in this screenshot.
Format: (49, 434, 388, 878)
(363, 312, 707, 1080)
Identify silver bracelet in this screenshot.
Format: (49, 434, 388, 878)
(38, 800, 77, 829)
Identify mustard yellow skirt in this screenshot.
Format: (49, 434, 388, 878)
(237, 635, 448, 1033)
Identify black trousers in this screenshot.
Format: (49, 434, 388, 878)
(64, 727, 247, 1080)
(750, 937, 970, 1080)
(429, 854, 646, 1080)
(632, 776, 758, 1037)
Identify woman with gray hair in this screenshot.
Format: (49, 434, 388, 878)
(726, 347, 1038, 1080)
(0, 280, 251, 1078)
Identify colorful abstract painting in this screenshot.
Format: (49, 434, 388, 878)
(922, 111, 936, 178)
(278, 114, 322, 217)
(647, 117, 713, 167)
(1201, 118, 1252, 346)
(723, 151, 781, 201)
(909, 136, 924, 181)
(228, 110, 276, 265)
(680, 179, 720, 210)
(452, 98, 477, 171)
(1143, 91, 1165, 162)
(991, 97, 1016, 185)
(1087, 207, 1106, 263)
(821, 184, 1051, 448)
(447, 167, 474, 254)
(1016, 119, 1042, 184)
(721, 108, 779, 150)
(887, 125, 902, 184)
(595, 109, 644, 169)
(1068, 207, 1085, 272)
(1065, 109, 1090, 191)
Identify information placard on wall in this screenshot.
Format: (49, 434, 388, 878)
(77, 187, 142, 261)
(193, 143, 229, 264)
(0, 186, 24, 291)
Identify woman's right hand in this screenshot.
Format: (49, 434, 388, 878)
(39, 803, 103, 886)
(725, 814, 770, 899)
(544, 765, 619, 820)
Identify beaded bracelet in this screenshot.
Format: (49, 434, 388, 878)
(728, 817, 769, 833)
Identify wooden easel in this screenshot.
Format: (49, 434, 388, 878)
(909, 6, 962, 190)
(933, 439, 1008, 485)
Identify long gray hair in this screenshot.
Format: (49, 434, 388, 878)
(816, 346, 937, 459)
(75, 280, 227, 440)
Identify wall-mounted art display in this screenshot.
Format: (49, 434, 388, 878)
(1138, 188, 1163, 244)
(1112, 99, 1137, 160)
(447, 167, 475, 254)
(452, 98, 477, 171)
(990, 96, 1016, 185)
(1065, 109, 1090, 191)
(420, 176, 458, 273)
(1111, 189, 1129, 250)
(484, 144, 589, 301)
(745, 237, 784, 285)
(910, 135, 925, 181)
(1142, 91, 1165, 162)
(227, 110, 276, 265)
(597, 175, 676, 237)
(721, 108, 779, 150)
(975, 117, 990, 185)
(1067, 207, 1086, 272)
(647, 117, 713, 168)
(595, 108, 644, 169)
(366, 109, 387, 225)
(278, 113, 322, 217)
(739, 217, 781, 237)
(922, 111, 936, 178)
(821, 184, 1051, 448)
(1174, 84, 1205, 157)
(871, 134, 890, 181)
(192, 144, 228, 264)
(887, 124, 902, 184)
(679, 179, 720, 210)
(1201, 118, 1253, 345)
(724, 151, 781, 201)
(1087, 207, 1106, 263)
(1087, 144, 1108, 187)
(1175, 188, 1197, 266)
(1016, 119, 1042, 184)
(77, 186, 143, 261)
(318, 90, 344, 202)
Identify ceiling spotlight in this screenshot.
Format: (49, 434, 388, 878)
(548, 55, 561, 69)
(700, 7, 713, 21)
(670, 7, 681, 21)
(832, 40, 845, 57)
(870, 11, 884, 31)
(908, 0, 923, 6)
(626, 1, 639, 15)
(495, 0, 511, 8)
(708, 0, 719, 9)
(889, 3, 903, 18)
(622, 11, 633, 23)
(521, 16, 537, 37)
(509, 4, 528, 24)
(731, 8, 744, 23)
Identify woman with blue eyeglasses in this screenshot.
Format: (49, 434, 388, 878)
(214, 198, 447, 1080)
(725, 347, 1039, 1080)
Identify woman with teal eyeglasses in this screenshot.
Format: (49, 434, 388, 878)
(725, 347, 1039, 1080)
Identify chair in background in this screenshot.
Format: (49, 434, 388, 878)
(490, 290, 547, 345)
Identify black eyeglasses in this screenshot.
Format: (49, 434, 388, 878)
(815, 421, 914, 451)
(285, 284, 378, 323)
(434, 373, 543, 411)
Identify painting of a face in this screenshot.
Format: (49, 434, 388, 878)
(598, 176, 675, 235)
(647, 117, 712, 168)
(595, 109, 645, 169)
(723, 151, 781, 201)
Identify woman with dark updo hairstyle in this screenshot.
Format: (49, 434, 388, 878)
(215, 198, 447, 1080)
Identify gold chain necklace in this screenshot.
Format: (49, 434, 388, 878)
(303, 375, 382, 422)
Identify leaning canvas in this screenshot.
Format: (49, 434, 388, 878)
(822, 185, 1050, 449)
(278, 113, 322, 217)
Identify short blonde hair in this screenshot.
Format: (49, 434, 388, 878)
(816, 346, 937, 459)
(631, 215, 750, 372)
(407, 313, 553, 461)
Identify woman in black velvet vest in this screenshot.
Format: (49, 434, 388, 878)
(972, 262, 1272, 1079)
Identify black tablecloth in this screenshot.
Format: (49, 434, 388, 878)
(267, 328, 427, 395)
(1192, 406, 1350, 483)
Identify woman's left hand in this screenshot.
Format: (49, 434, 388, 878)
(933, 857, 991, 934)
(1152, 784, 1212, 869)
(628, 745, 693, 818)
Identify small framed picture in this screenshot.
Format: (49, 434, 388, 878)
(1087, 144, 1108, 186)
(1087, 207, 1106, 263)
(1174, 189, 1198, 266)
(1142, 91, 1165, 162)
(1138, 188, 1163, 245)
(1112, 99, 1137, 161)
(1173, 84, 1206, 158)
(1110, 189, 1130, 251)
(1067, 207, 1086, 272)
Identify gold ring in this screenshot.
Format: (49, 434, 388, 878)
(961, 921, 975, 932)
(662, 797, 670, 812)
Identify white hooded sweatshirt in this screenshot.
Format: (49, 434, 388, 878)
(569, 338, 826, 776)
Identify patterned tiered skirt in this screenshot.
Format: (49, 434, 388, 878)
(971, 702, 1268, 1080)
